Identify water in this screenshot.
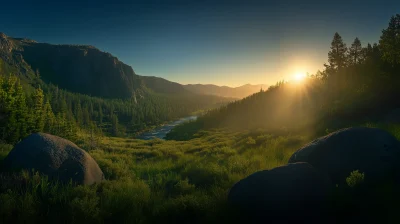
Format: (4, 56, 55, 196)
(136, 116, 197, 140)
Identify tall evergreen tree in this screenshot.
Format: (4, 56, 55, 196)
(14, 80, 28, 139)
(326, 32, 348, 71)
(379, 14, 400, 65)
(43, 99, 55, 133)
(111, 113, 119, 136)
(348, 37, 363, 65)
(98, 103, 103, 125)
(31, 87, 45, 132)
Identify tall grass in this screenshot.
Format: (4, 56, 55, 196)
(1, 124, 400, 223)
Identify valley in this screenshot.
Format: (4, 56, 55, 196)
(0, 5, 400, 224)
(136, 115, 197, 140)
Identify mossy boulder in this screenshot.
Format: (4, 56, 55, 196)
(1, 133, 104, 185)
(228, 162, 332, 222)
(289, 127, 400, 185)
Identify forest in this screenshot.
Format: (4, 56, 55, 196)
(0, 72, 230, 144)
(0, 13, 400, 224)
(167, 14, 400, 141)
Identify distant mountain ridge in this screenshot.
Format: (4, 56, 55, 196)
(0, 32, 260, 100)
(184, 83, 268, 99)
(0, 32, 193, 99)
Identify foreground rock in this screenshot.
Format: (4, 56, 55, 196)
(384, 108, 400, 124)
(289, 127, 400, 185)
(2, 133, 104, 185)
(228, 162, 332, 222)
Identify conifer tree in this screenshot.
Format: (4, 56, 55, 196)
(349, 37, 363, 65)
(326, 32, 348, 71)
(43, 99, 55, 133)
(31, 87, 45, 133)
(111, 113, 119, 136)
(14, 80, 28, 139)
(379, 14, 400, 64)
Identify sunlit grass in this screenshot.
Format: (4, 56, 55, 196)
(1, 124, 400, 223)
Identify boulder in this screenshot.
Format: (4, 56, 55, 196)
(384, 108, 400, 124)
(228, 162, 333, 223)
(289, 127, 400, 185)
(1, 133, 104, 185)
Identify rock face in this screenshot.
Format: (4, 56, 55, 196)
(19, 43, 143, 98)
(289, 127, 400, 185)
(0, 32, 193, 99)
(228, 162, 332, 222)
(2, 133, 104, 185)
(0, 32, 14, 53)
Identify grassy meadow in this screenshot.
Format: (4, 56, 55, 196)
(2, 122, 400, 223)
(0, 127, 312, 223)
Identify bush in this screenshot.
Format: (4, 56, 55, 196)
(346, 170, 365, 188)
(182, 163, 229, 187)
(246, 137, 256, 145)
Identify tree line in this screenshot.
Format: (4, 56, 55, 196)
(0, 73, 229, 144)
(167, 14, 400, 140)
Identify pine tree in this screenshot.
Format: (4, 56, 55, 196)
(14, 80, 28, 139)
(379, 14, 400, 64)
(98, 103, 103, 125)
(348, 37, 363, 65)
(111, 113, 119, 136)
(31, 87, 45, 133)
(82, 106, 91, 127)
(43, 99, 55, 133)
(74, 100, 83, 126)
(326, 32, 348, 71)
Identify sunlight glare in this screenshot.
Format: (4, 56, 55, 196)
(294, 72, 306, 82)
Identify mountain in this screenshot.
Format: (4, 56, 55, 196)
(184, 83, 268, 99)
(0, 32, 192, 99)
(0, 32, 235, 140)
(0, 32, 263, 100)
(140, 76, 188, 94)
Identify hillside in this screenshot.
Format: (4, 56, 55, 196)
(0, 32, 233, 143)
(0, 32, 194, 99)
(167, 15, 400, 140)
(184, 83, 268, 99)
(140, 76, 189, 95)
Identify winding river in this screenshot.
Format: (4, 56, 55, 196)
(136, 116, 197, 140)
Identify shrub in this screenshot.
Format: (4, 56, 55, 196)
(182, 163, 229, 187)
(246, 137, 256, 145)
(346, 170, 365, 188)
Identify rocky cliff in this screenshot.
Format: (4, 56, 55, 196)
(0, 32, 191, 99)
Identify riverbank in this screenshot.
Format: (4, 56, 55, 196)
(136, 116, 198, 140)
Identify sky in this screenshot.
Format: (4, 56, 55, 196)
(0, 0, 398, 87)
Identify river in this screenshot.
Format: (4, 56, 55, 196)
(136, 115, 197, 140)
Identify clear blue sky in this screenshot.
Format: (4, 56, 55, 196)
(0, 0, 398, 87)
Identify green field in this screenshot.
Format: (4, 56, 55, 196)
(0, 128, 311, 223)
(1, 122, 400, 223)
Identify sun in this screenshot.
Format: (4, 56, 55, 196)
(294, 72, 306, 82)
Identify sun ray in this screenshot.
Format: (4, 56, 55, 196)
(294, 72, 306, 82)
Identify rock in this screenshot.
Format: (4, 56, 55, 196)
(384, 108, 400, 124)
(289, 127, 400, 185)
(228, 162, 333, 223)
(1, 133, 104, 185)
(0, 32, 14, 53)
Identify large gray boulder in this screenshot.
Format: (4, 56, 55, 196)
(289, 127, 400, 185)
(228, 162, 333, 222)
(1, 133, 104, 185)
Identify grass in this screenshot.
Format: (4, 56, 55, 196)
(1, 123, 400, 223)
